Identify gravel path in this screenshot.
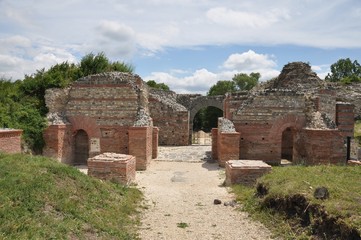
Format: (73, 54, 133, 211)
(136, 146, 273, 240)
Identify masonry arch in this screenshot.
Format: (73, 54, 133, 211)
(73, 129, 89, 165)
(268, 114, 306, 162)
(188, 96, 224, 144)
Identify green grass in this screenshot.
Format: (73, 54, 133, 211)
(232, 165, 361, 239)
(0, 152, 142, 239)
(177, 222, 189, 228)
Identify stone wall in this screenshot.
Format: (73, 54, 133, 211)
(44, 72, 155, 169)
(230, 90, 306, 164)
(0, 129, 22, 154)
(213, 62, 351, 166)
(149, 89, 189, 145)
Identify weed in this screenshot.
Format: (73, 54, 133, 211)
(177, 222, 189, 228)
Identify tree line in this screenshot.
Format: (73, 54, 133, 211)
(0, 55, 359, 152)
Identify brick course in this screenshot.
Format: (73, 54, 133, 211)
(87, 152, 136, 185)
(225, 160, 272, 186)
(0, 129, 22, 154)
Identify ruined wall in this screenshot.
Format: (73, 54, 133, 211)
(223, 92, 248, 119)
(44, 72, 155, 169)
(230, 90, 306, 164)
(149, 89, 189, 145)
(217, 62, 351, 165)
(0, 129, 22, 154)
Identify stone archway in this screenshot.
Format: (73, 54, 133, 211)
(188, 96, 224, 144)
(74, 129, 89, 165)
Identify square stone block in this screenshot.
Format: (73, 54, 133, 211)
(88, 152, 136, 185)
(225, 160, 272, 186)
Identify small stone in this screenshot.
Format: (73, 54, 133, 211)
(224, 200, 237, 207)
(314, 186, 329, 200)
(213, 199, 222, 205)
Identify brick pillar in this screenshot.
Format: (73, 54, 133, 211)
(211, 128, 218, 160)
(152, 127, 159, 159)
(43, 124, 73, 163)
(336, 102, 354, 138)
(128, 126, 152, 170)
(0, 129, 23, 153)
(217, 132, 240, 167)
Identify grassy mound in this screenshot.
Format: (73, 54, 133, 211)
(0, 153, 142, 239)
(233, 165, 361, 239)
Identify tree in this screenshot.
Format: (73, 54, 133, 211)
(325, 58, 361, 83)
(146, 80, 170, 91)
(232, 72, 260, 91)
(207, 80, 236, 96)
(79, 52, 134, 77)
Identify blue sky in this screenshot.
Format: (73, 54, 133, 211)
(1, 0, 360, 94)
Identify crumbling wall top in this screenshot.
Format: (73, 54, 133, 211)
(218, 117, 236, 133)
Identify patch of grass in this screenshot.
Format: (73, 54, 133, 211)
(177, 222, 189, 228)
(232, 165, 361, 239)
(0, 152, 142, 239)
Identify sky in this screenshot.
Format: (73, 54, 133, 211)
(1, 0, 361, 95)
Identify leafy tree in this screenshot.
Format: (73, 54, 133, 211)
(79, 52, 134, 77)
(232, 72, 260, 91)
(325, 58, 361, 83)
(207, 80, 236, 96)
(146, 80, 170, 91)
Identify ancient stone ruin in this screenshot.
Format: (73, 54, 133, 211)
(43, 62, 355, 171)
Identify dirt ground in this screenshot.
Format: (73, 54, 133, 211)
(136, 146, 273, 240)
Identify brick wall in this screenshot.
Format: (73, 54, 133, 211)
(295, 129, 346, 165)
(217, 132, 240, 167)
(231, 92, 305, 164)
(211, 128, 218, 160)
(336, 102, 354, 138)
(0, 129, 22, 154)
(128, 126, 153, 170)
(152, 127, 159, 159)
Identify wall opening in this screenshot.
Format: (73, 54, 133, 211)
(192, 106, 223, 145)
(281, 127, 294, 161)
(74, 129, 89, 165)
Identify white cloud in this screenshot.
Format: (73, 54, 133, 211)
(312, 64, 330, 80)
(223, 50, 276, 70)
(90, 20, 136, 58)
(144, 50, 280, 94)
(0, 0, 360, 81)
(222, 50, 279, 81)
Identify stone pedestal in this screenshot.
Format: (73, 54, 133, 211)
(87, 152, 136, 185)
(225, 160, 272, 186)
